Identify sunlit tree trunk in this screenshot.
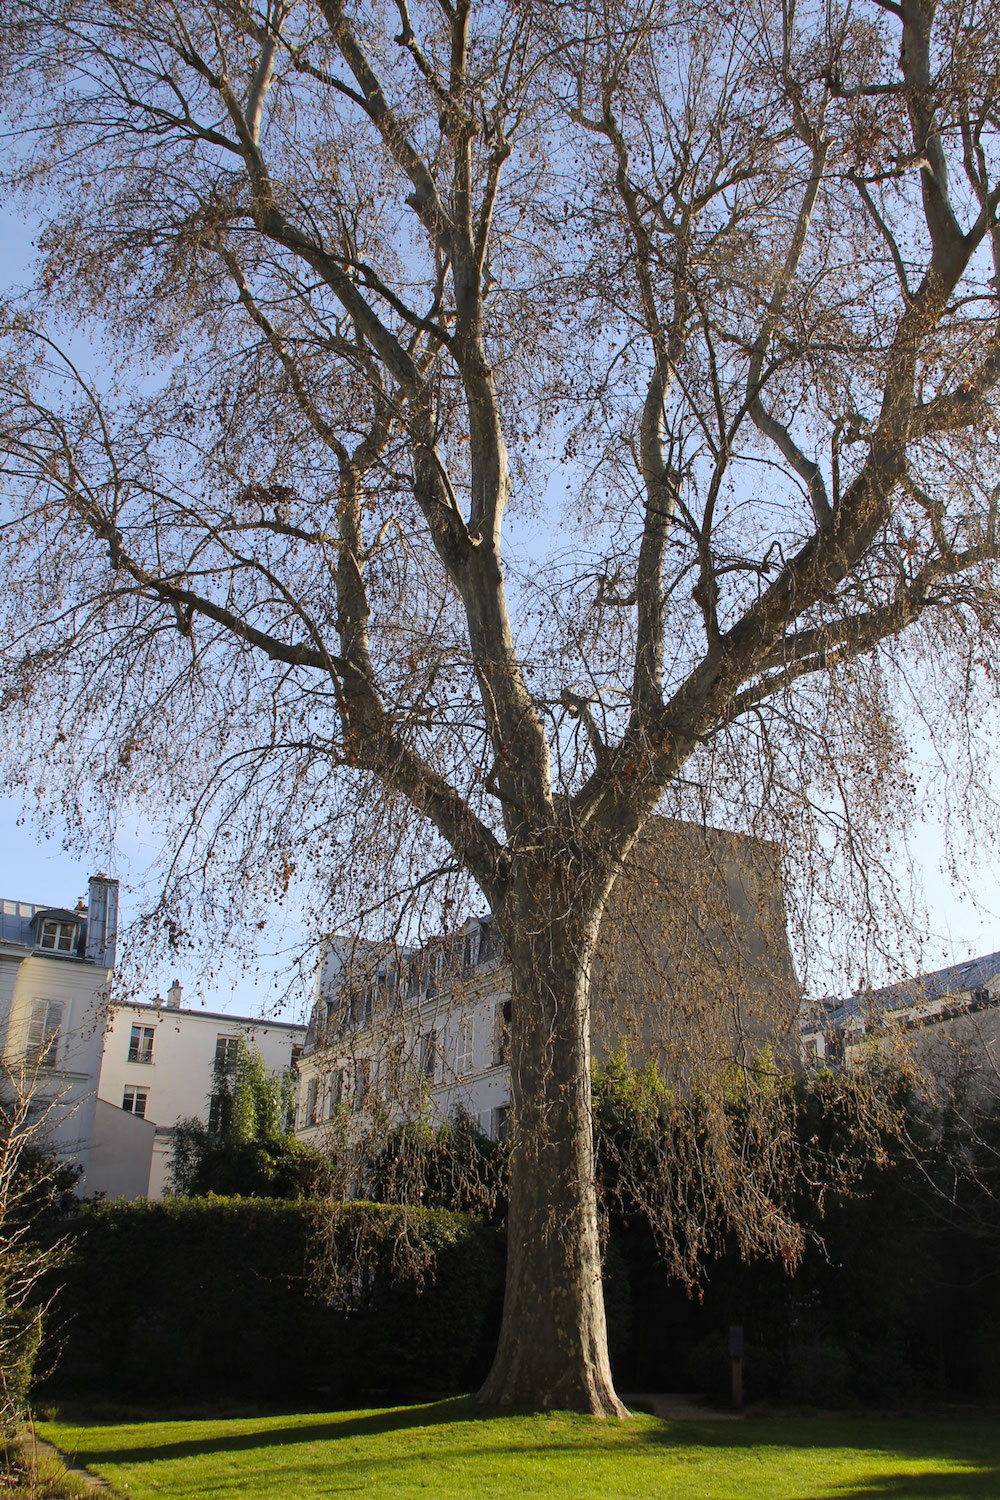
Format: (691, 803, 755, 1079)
(479, 857, 628, 1417)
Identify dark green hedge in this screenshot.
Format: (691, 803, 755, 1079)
(44, 1197, 503, 1400)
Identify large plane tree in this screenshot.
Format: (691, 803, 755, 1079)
(3, 0, 1000, 1414)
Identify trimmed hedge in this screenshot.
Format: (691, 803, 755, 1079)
(43, 1198, 503, 1400)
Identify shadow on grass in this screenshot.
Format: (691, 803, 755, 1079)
(53, 1403, 1000, 1500)
(637, 1419, 1000, 1500)
(58, 1397, 482, 1468)
(796, 1475, 1000, 1499)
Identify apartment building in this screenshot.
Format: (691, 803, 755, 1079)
(93, 984, 307, 1198)
(0, 874, 118, 1186)
(296, 819, 801, 1146)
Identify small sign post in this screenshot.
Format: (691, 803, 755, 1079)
(728, 1324, 744, 1410)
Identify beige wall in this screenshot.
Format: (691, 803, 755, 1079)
(593, 819, 800, 1083)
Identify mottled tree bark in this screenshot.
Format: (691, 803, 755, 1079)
(479, 857, 627, 1416)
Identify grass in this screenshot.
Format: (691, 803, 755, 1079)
(36, 1399, 1000, 1500)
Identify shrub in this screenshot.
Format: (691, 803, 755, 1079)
(0, 1295, 42, 1437)
(786, 1339, 853, 1409)
(170, 1041, 323, 1198)
(44, 1197, 503, 1400)
(0, 1069, 75, 1438)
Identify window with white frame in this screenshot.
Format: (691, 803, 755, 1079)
(463, 928, 481, 969)
(355, 1058, 371, 1103)
(122, 1085, 148, 1117)
(215, 1034, 240, 1070)
(128, 1024, 155, 1064)
(25, 1000, 65, 1069)
(456, 1013, 475, 1076)
(420, 1028, 440, 1082)
(479, 921, 501, 964)
(305, 1077, 319, 1127)
(37, 919, 78, 954)
(328, 1068, 346, 1116)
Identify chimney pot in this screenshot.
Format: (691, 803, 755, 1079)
(167, 978, 182, 1009)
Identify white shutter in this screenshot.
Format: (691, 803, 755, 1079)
(41, 1000, 64, 1065)
(457, 1015, 475, 1075)
(25, 1001, 47, 1062)
(26, 1000, 64, 1066)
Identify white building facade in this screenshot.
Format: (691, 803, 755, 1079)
(296, 920, 512, 1146)
(93, 985, 307, 1198)
(0, 875, 119, 1188)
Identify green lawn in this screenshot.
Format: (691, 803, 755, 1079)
(39, 1400, 1000, 1499)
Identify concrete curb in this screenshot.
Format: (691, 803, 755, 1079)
(17, 1426, 114, 1494)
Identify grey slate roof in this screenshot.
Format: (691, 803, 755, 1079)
(0, 899, 45, 947)
(812, 948, 1000, 1032)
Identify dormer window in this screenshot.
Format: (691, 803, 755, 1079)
(463, 928, 481, 969)
(30, 909, 83, 956)
(40, 920, 76, 952)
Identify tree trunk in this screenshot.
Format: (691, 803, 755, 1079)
(478, 861, 628, 1417)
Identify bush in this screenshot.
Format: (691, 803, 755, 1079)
(170, 1041, 324, 1198)
(43, 1197, 503, 1401)
(685, 1332, 783, 1405)
(786, 1339, 853, 1408)
(0, 1072, 76, 1438)
(0, 1295, 42, 1437)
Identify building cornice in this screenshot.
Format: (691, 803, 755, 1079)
(114, 1000, 306, 1031)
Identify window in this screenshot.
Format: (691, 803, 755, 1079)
(456, 1014, 475, 1076)
(493, 1000, 510, 1067)
(305, 1077, 319, 1127)
(479, 921, 502, 964)
(491, 1104, 510, 1143)
(215, 1034, 239, 1070)
(357, 987, 375, 1027)
(463, 928, 481, 969)
(420, 1029, 439, 1082)
(208, 1094, 223, 1134)
(25, 1000, 64, 1068)
(328, 1068, 346, 1116)
(355, 1058, 371, 1103)
(122, 1085, 148, 1117)
(38, 919, 77, 954)
(128, 1024, 155, 1064)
